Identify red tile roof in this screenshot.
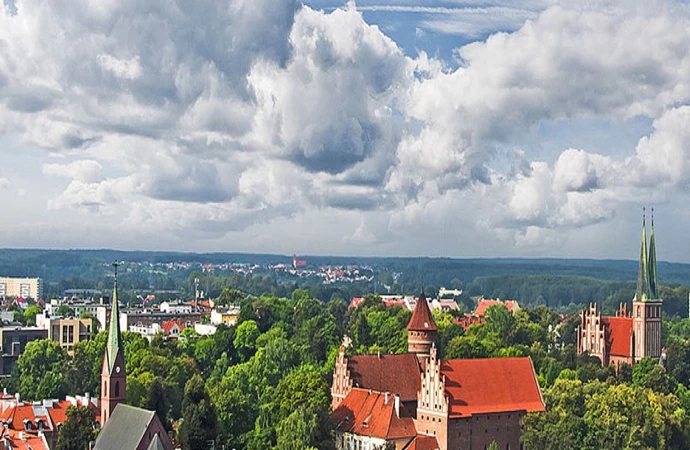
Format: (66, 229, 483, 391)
(405, 435, 440, 450)
(347, 354, 422, 402)
(331, 388, 417, 440)
(161, 319, 185, 335)
(474, 299, 519, 317)
(441, 357, 545, 418)
(407, 293, 437, 332)
(0, 425, 50, 450)
(349, 297, 365, 309)
(453, 315, 485, 330)
(601, 316, 634, 357)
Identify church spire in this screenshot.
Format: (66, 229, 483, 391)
(106, 262, 124, 375)
(648, 208, 659, 299)
(635, 209, 650, 302)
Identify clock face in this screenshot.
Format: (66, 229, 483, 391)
(115, 366, 121, 374)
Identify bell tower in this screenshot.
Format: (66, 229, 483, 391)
(632, 209, 663, 362)
(101, 261, 126, 424)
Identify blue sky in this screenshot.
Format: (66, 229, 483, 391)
(1, 0, 690, 262)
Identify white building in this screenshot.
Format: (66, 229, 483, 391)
(159, 301, 193, 314)
(0, 277, 43, 299)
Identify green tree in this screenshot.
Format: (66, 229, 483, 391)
(15, 339, 68, 400)
(56, 405, 96, 450)
(216, 288, 245, 307)
(179, 374, 217, 450)
(56, 305, 76, 317)
(23, 304, 43, 326)
(234, 320, 260, 362)
(144, 377, 170, 431)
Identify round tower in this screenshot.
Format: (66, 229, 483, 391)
(407, 292, 437, 358)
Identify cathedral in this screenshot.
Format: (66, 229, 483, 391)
(330, 292, 545, 450)
(577, 212, 663, 366)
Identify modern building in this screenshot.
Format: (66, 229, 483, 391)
(37, 315, 93, 353)
(331, 293, 545, 450)
(0, 327, 49, 376)
(578, 213, 663, 366)
(0, 277, 43, 300)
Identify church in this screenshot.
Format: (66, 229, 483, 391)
(93, 263, 174, 450)
(578, 213, 663, 367)
(330, 292, 545, 450)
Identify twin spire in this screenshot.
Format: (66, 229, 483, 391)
(636, 208, 659, 302)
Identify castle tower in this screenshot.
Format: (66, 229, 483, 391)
(407, 292, 437, 358)
(632, 210, 663, 362)
(101, 262, 126, 425)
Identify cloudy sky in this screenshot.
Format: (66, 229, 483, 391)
(1, 0, 690, 261)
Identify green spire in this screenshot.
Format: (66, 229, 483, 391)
(635, 211, 650, 302)
(648, 209, 659, 299)
(106, 261, 124, 375)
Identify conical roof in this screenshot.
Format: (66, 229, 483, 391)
(635, 214, 650, 302)
(407, 292, 436, 332)
(105, 266, 124, 375)
(648, 214, 659, 299)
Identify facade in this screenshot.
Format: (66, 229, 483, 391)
(578, 214, 663, 366)
(331, 293, 545, 450)
(210, 307, 240, 326)
(0, 327, 49, 376)
(36, 315, 93, 353)
(159, 301, 193, 314)
(0, 277, 43, 300)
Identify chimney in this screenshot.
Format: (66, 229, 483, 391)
(394, 395, 400, 418)
(384, 392, 390, 404)
(14, 393, 20, 405)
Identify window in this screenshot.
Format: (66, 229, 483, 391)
(115, 381, 120, 397)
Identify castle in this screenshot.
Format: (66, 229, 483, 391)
(330, 292, 545, 450)
(577, 213, 663, 367)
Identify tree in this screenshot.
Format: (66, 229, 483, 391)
(56, 305, 76, 317)
(179, 375, 217, 450)
(144, 377, 170, 431)
(23, 304, 42, 326)
(56, 405, 96, 450)
(15, 339, 68, 400)
(216, 288, 245, 307)
(234, 320, 260, 362)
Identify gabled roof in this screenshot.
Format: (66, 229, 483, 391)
(147, 434, 167, 450)
(161, 320, 185, 335)
(601, 316, 634, 357)
(347, 353, 422, 402)
(407, 293, 436, 332)
(331, 388, 417, 440)
(93, 404, 156, 450)
(404, 435, 440, 450)
(441, 357, 545, 418)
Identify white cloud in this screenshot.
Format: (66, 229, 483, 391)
(0, 177, 10, 189)
(1, 0, 690, 256)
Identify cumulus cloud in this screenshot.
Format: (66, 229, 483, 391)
(0, 177, 10, 189)
(2, 0, 690, 252)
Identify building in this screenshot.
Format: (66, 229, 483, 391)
(578, 213, 663, 366)
(0, 393, 99, 450)
(36, 314, 93, 353)
(331, 293, 545, 450)
(0, 327, 48, 376)
(159, 301, 193, 314)
(100, 270, 126, 425)
(0, 277, 43, 300)
(160, 320, 185, 338)
(93, 403, 173, 450)
(473, 299, 520, 317)
(210, 307, 240, 326)
(349, 295, 459, 313)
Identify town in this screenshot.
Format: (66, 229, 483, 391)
(0, 216, 688, 449)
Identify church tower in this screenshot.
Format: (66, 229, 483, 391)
(632, 210, 663, 362)
(407, 292, 437, 359)
(101, 262, 126, 425)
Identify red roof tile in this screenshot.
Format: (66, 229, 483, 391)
(331, 388, 417, 440)
(405, 435, 440, 450)
(347, 354, 422, 402)
(474, 299, 519, 317)
(161, 320, 185, 335)
(441, 357, 545, 417)
(601, 316, 633, 357)
(407, 293, 436, 332)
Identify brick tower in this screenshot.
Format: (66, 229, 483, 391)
(407, 292, 437, 359)
(101, 262, 126, 424)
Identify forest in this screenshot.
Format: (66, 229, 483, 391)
(6, 289, 690, 449)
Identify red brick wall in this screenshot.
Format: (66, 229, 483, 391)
(447, 412, 524, 450)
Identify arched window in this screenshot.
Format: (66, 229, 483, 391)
(115, 381, 120, 397)
(104, 381, 108, 396)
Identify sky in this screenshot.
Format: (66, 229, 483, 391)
(1, 0, 690, 261)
